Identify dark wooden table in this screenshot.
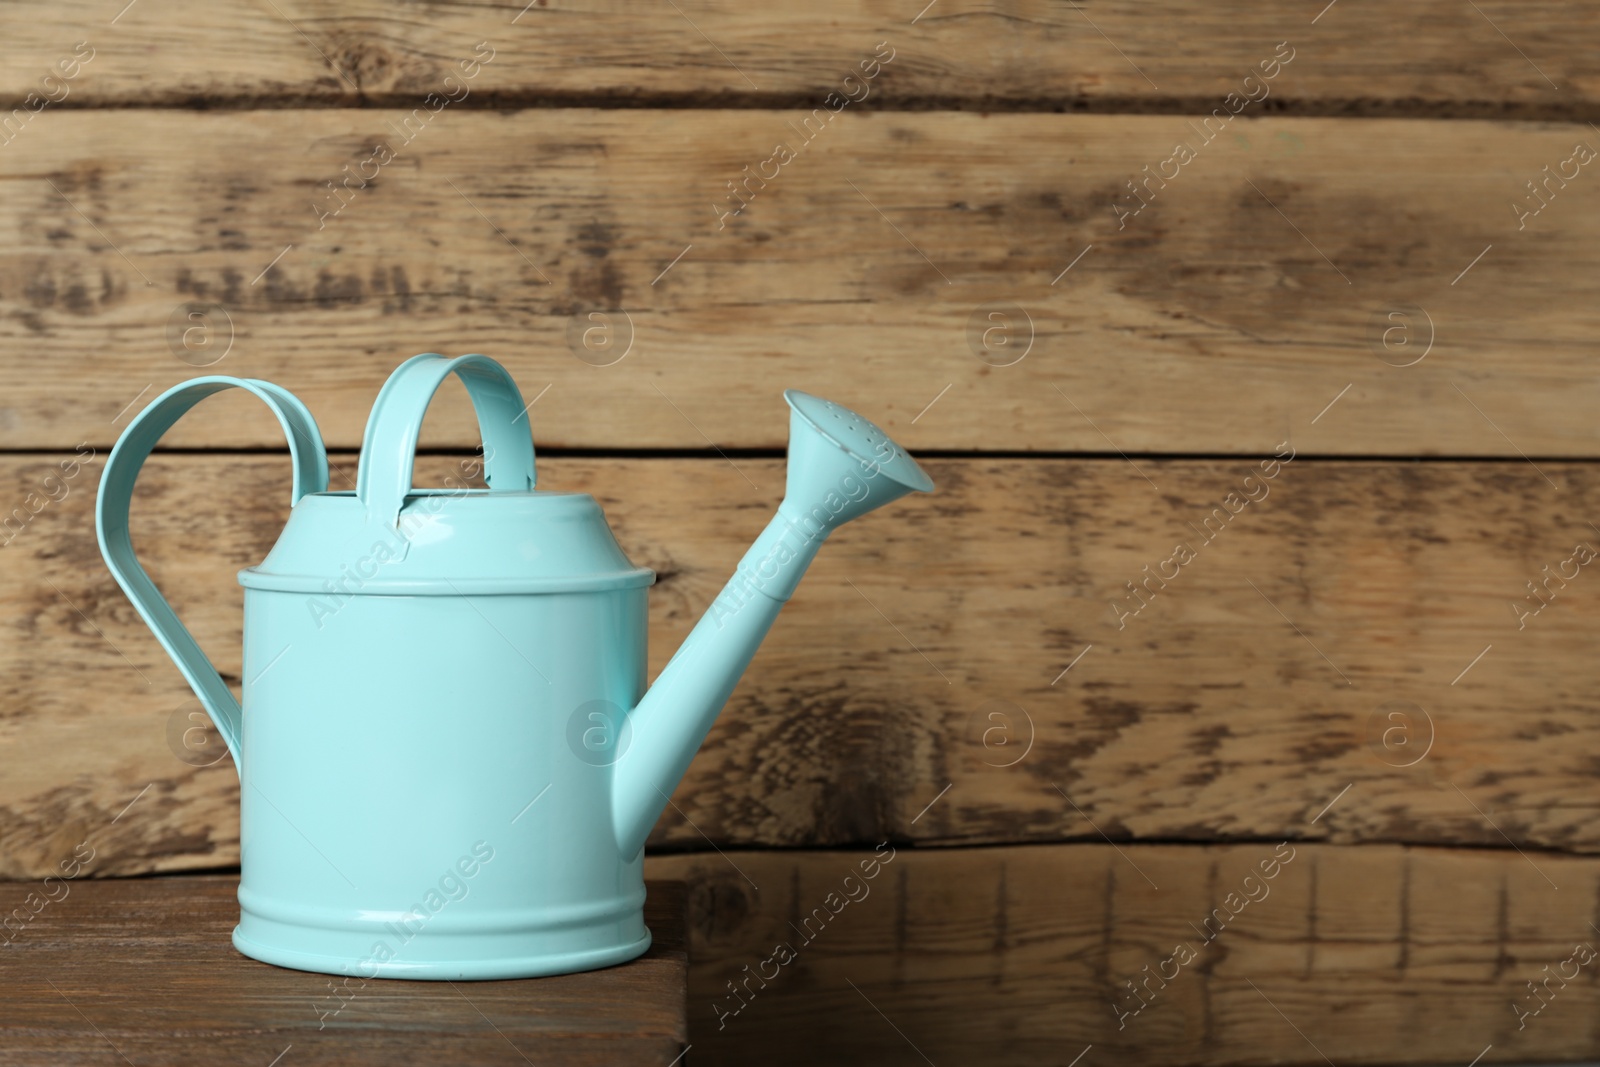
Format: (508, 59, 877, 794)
(0, 876, 687, 1065)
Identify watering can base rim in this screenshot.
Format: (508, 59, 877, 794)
(232, 928, 653, 980)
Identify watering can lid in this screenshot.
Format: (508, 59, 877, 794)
(238, 488, 656, 596)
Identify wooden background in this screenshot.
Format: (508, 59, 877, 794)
(3, 1, 1600, 1063)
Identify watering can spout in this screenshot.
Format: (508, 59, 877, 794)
(610, 391, 934, 859)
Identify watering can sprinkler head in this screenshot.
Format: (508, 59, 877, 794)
(778, 389, 934, 534)
(612, 391, 933, 859)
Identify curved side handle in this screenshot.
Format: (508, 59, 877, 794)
(95, 377, 329, 771)
(356, 353, 537, 529)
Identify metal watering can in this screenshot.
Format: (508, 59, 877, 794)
(96, 353, 933, 980)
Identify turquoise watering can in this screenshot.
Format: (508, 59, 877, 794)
(96, 354, 933, 980)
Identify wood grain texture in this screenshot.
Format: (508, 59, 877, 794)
(0, 876, 687, 1065)
(649, 844, 1600, 1066)
(0, 1, 1595, 114)
(4, 452, 1600, 878)
(2, 110, 1599, 454)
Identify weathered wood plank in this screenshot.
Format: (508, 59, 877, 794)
(1, 1, 1594, 114)
(650, 845, 1596, 1066)
(2, 453, 1598, 876)
(5, 848, 1588, 1066)
(0, 876, 687, 1065)
(2, 111, 1598, 454)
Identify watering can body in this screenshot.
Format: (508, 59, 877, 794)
(236, 492, 654, 979)
(96, 354, 932, 980)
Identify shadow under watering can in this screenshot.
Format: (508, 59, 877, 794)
(96, 353, 933, 980)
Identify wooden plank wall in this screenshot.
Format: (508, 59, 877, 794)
(3, 2, 1599, 1063)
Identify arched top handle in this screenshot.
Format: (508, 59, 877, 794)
(355, 354, 537, 530)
